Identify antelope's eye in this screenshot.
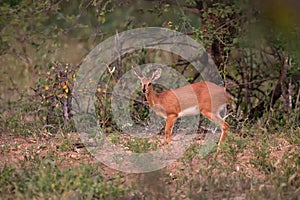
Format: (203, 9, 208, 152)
(148, 82, 152, 86)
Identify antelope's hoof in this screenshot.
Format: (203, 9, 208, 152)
(162, 139, 169, 146)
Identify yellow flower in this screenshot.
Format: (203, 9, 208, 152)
(42, 116, 47, 121)
(97, 88, 101, 92)
(55, 103, 59, 108)
(65, 88, 69, 94)
(62, 85, 68, 89)
(168, 21, 173, 26)
(47, 71, 51, 75)
(45, 85, 49, 90)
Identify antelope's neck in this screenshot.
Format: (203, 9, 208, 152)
(145, 91, 158, 107)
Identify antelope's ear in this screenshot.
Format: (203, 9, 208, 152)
(151, 68, 162, 81)
(133, 67, 143, 80)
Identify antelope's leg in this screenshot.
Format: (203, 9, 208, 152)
(213, 115, 229, 146)
(165, 115, 177, 144)
(218, 121, 229, 145)
(163, 128, 167, 145)
(201, 111, 229, 146)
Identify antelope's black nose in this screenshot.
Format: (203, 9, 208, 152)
(142, 85, 146, 93)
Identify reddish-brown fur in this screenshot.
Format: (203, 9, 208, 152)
(134, 68, 229, 145)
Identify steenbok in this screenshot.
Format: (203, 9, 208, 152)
(134, 68, 229, 146)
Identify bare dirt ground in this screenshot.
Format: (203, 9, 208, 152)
(0, 132, 293, 173)
(0, 131, 298, 199)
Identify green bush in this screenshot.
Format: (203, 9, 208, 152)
(34, 62, 78, 133)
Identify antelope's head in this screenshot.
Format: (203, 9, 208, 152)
(134, 68, 162, 94)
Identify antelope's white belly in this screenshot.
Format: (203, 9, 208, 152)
(152, 104, 167, 118)
(178, 106, 200, 117)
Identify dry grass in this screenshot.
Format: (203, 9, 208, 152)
(0, 127, 299, 199)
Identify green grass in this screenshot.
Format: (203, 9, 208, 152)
(1, 128, 298, 199)
(108, 133, 160, 153)
(0, 97, 299, 199)
(0, 164, 127, 200)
